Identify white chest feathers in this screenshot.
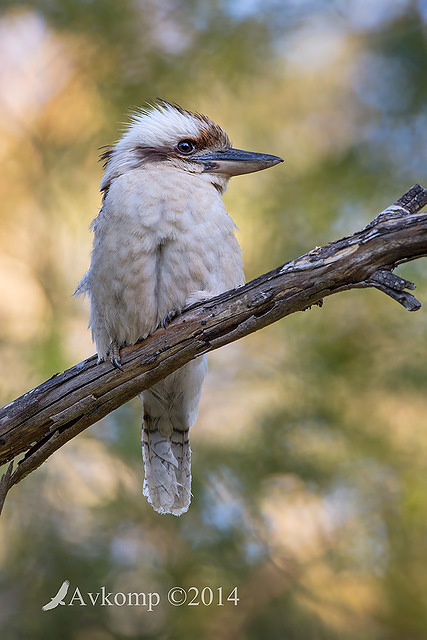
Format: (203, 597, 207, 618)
(81, 164, 245, 359)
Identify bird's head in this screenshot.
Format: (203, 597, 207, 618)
(100, 100, 283, 194)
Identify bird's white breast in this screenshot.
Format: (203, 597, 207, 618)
(85, 164, 244, 359)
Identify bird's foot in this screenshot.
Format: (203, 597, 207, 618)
(162, 309, 180, 329)
(109, 341, 123, 370)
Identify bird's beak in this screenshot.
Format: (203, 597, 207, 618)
(198, 147, 283, 176)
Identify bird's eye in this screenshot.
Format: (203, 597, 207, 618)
(176, 139, 197, 155)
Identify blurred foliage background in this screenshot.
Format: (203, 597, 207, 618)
(0, 0, 427, 638)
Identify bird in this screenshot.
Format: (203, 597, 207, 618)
(76, 100, 283, 515)
(42, 580, 70, 611)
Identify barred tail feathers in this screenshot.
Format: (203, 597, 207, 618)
(140, 357, 207, 516)
(142, 420, 191, 516)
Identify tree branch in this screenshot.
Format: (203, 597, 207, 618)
(1, 184, 427, 513)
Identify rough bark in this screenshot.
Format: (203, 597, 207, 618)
(1, 184, 426, 513)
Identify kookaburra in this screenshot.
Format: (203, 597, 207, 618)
(76, 100, 283, 515)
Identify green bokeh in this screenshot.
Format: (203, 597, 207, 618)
(1, 1, 427, 638)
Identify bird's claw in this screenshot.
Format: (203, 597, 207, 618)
(109, 341, 123, 370)
(162, 309, 180, 329)
(111, 356, 123, 371)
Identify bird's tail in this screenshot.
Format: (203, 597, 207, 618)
(142, 419, 191, 516)
(141, 358, 207, 516)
